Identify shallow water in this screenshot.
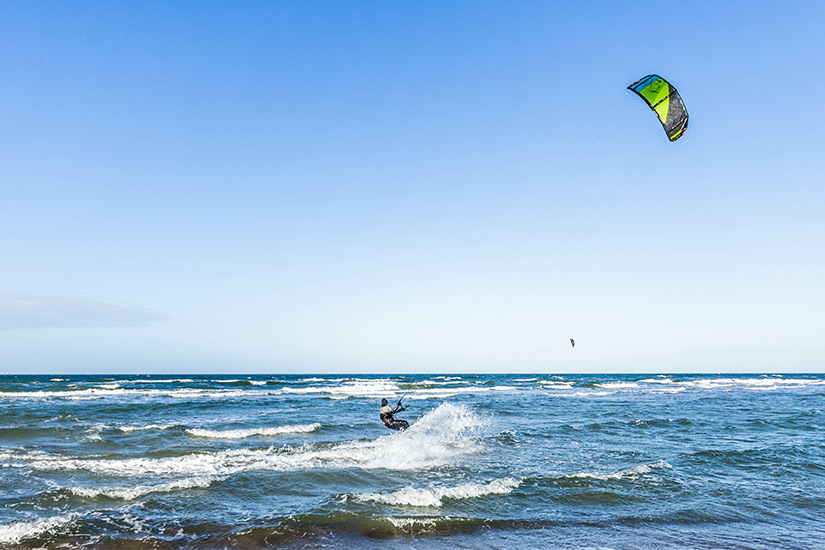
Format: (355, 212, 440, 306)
(1, 374, 823, 548)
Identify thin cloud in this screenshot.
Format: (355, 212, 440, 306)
(0, 293, 166, 331)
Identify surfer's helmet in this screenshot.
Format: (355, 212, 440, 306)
(381, 398, 388, 406)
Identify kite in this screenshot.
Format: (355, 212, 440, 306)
(628, 74, 688, 141)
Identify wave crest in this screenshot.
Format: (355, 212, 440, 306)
(0, 513, 78, 545)
(355, 478, 520, 507)
(186, 423, 321, 439)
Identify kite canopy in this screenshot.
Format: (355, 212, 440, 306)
(628, 74, 688, 142)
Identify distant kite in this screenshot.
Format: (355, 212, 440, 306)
(628, 74, 688, 142)
(570, 338, 575, 348)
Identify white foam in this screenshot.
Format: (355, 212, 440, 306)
(383, 515, 478, 532)
(651, 387, 686, 394)
(385, 516, 439, 529)
(400, 385, 515, 400)
(186, 423, 320, 439)
(355, 478, 520, 507)
(539, 381, 575, 389)
(561, 390, 617, 397)
(69, 476, 218, 501)
(133, 379, 194, 384)
(116, 423, 178, 433)
(0, 387, 275, 400)
(0, 513, 77, 545)
(282, 379, 400, 397)
(30, 404, 486, 477)
(566, 460, 671, 481)
(594, 382, 639, 389)
(639, 378, 676, 384)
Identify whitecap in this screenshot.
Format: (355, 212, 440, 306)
(594, 382, 639, 389)
(69, 476, 218, 501)
(355, 478, 520, 507)
(0, 513, 78, 545)
(116, 423, 178, 433)
(0, 387, 275, 401)
(133, 379, 194, 384)
(566, 460, 671, 481)
(186, 423, 321, 439)
(385, 516, 439, 529)
(651, 387, 686, 394)
(282, 380, 400, 398)
(539, 381, 575, 389)
(560, 390, 617, 397)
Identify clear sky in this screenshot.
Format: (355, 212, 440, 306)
(1, 1, 823, 374)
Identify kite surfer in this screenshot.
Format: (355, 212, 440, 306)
(380, 397, 409, 431)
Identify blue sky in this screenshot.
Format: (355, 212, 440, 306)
(1, 1, 823, 373)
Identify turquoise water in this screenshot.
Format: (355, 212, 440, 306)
(1, 374, 823, 548)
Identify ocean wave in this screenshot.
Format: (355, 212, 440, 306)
(186, 423, 321, 439)
(0, 387, 275, 400)
(381, 515, 484, 534)
(133, 378, 195, 384)
(28, 404, 487, 476)
(683, 377, 825, 390)
(594, 382, 639, 389)
(282, 380, 400, 397)
(0, 513, 78, 545)
(401, 386, 513, 400)
(560, 390, 617, 397)
(639, 378, 676, 384)
(116, 423, 179, 433)
(415, 379, 465, 386)
(651, 386, 686, 394)
(564, 460, 672, 481)
(354, 478, 520, 507)
(539, 382, 575, 389)
(68, 476, 218, 501)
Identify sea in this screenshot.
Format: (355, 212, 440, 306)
(1, 374, 823, 549)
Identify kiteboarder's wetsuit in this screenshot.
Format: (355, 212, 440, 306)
(380, 398, 409, 431)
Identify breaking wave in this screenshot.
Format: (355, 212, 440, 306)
(68, 476, 219, 501)
(563, 460, 672, 481)
(0, 513, 78, 545)
(354, 478, 520, 507)
(186, 423, 321, 439)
